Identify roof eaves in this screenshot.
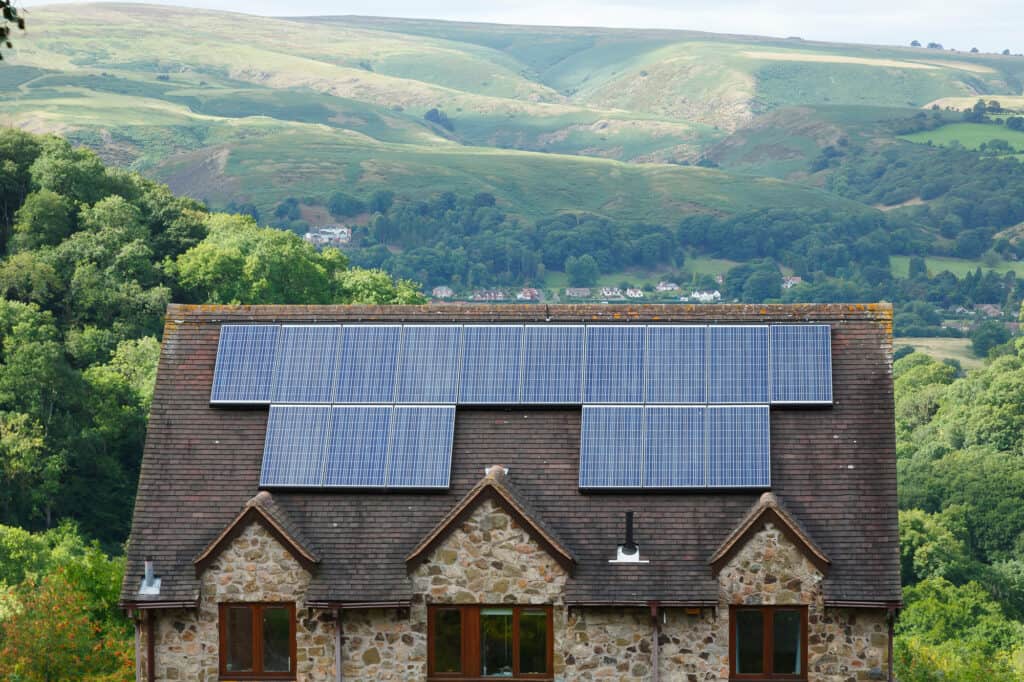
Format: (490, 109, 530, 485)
(709, 492, 830, 576)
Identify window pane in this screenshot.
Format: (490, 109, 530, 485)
(735, 609, 764, 674)
(433, 609, 463, 673)
(773, 610, 802, 674)
(225, 607, 254, 672)
(518, 609, 548, 674)
(480, 607, 513, 677)
(262, 607, 292, 673)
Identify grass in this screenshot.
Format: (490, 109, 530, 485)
(901, 122, 1024, 151)
(894, 336, 982, 369)
(890, 255, 1024, 278)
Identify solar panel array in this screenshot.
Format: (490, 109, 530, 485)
(579, 405, 769, 489)
(210, 321, 832, 492)
(260, 405, 454, 489)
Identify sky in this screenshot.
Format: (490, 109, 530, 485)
(28, 1, 1023, 54)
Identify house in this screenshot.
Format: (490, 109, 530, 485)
(304, 226, 352, 247)
(600, 287, 624, 299)
(121, 304, 900, 681)
(470, 289, 506, 301)
(625, 288, 644, 299)
(683, 290, 722, 303)
(431, 286, 455, 299)
(655, 281, 680, 292)
(565, 287, 591, 298)
(782, 276, 804, 289)
(974, 303, 1003, 317)
(517, 287, 541, 301)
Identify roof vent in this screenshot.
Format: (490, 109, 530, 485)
(138, 557, 161, 596)
(609, 511, 649, 564)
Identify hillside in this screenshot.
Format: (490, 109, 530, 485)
(4, 3, 1023, 221)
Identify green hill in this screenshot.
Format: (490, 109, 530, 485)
(5, 3, 1024, 221)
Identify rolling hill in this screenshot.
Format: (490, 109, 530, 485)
(5, 3, 1024, 222)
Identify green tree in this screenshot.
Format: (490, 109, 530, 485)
(971, 320, 1011, 357)
(28, 137, 111, 206)
(10, 189, 76, 251)
(327, 191, 366, 218)
(564, 254, 599, 287)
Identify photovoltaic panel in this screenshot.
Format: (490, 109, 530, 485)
(335, 325, 401, 403)
(387, 406, 456, 488)
(770, 325, 833, 404)
(578, 406, 644, 488)
(644, 326, 706, 404)
(395, 326, 463, 403)
(210, 325, 280, 404)
(260, 405, 332, 487)
(521, 325, 584, 404)
(644, 407, 705, 487)
(583, 326, 645, 403)
(323, 406, 391, 487)
(270, 326, 341, 404)
(708, 326, 769, 404)
(459, 325, 523, 404)
(707, 406, 770, 488)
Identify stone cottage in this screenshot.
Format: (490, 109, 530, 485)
(121, 303, 900, 681)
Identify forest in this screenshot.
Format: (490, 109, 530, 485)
(1, 130, 1024, 679)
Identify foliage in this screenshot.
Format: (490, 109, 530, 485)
(0, 1, 25, 62)
(972, 320, 1012, 356)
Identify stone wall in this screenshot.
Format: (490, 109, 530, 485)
(140, 521, 336, 681)
(142, 509, 889, 681)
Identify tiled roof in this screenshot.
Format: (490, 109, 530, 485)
(120, 304, 901, 608)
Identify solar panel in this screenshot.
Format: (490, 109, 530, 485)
(644, 406, 705, 487)
(708, 326, 769, 404)
(459, 325, 523, 404)
(323, 406, 392, 487)
(644, 326, 706, 404)
(578, 406, 644, 488)
(395, 326, 463, 403)
(387, 406, 456, 488)
(210, 325, 280, 404)
(707, 406, 770, 488)
(270, 326, 341, 403)
(770, 325, 833, 404)
(260, 405, 332, 487)
(335, 325, 401, 403)
(521, 325, 584, 404)
(583, 326, 645, 404)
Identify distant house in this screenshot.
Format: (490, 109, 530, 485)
(975, 304, 1003, 317)
(122, 303, 900, 682)
(600, 287, 624, 299)
(655, 281, 680, 292)
(432, 286, 455, 299)
(626, 288, 644, 299)
(565, 287, 591, 298)
(684, 290, 722, 303)
(470, 289, 506, 301)
(517, 287, 541, 301)
(304, 225, 352, 247)
(782, 276, 804, 289)
(714, 274, 725, 284)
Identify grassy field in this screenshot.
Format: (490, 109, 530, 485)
(4, 3, 1024, 219)
(901, 122, 1024, 151)
(890, 255, 1024, 278)
(895, 336, 982, 369)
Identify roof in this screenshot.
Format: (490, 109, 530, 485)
(406, 465, 576, 572)
(193, 492, 320, 575)
(120, 303, 901, 609)
(709, 492, 830, 575)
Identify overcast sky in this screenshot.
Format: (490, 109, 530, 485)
(30, 1, 1023, 54)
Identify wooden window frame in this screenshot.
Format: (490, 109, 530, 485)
(427, 604, 554, 680)
(218, 602, 297, 680)
(729, 605, 808, 681)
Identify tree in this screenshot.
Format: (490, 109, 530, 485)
(368, 189, 395, 214)
(911, 40, 921, 47)
(970, 320, 1011, 357)
(0, 1, 26, 61)
(10, 189, 76, 251)
(424, 108, 454, 131)
(1004, 49, 1012, 56)
(928, 42, 944, 49)
(971, 47, 979, 53)
(564, 254, 598, 287)
(327, 191, 365, 218)
(29, 136, 111, 206)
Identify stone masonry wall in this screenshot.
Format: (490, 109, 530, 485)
(143, 510, 889, 681)
(140, 521, 336, 681)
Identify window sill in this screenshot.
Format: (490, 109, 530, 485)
(219, 675, 296, 681)
(427, 678, 552, 681)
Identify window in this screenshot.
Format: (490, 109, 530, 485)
(428, 605, 553, 679)
(218, 602, 296, 680)
(730, 606, 807, 680)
